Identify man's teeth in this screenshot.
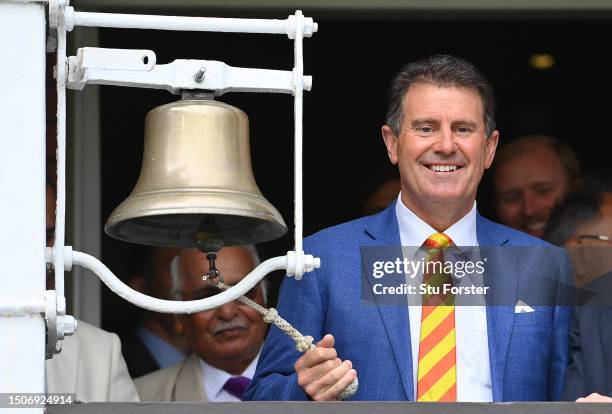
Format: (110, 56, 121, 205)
(430, 165, 458, 172)
(527, 222, 546, 231)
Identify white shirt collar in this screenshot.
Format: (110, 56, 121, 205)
(395, 193, 478, 247)
(198, 350, 260, 401)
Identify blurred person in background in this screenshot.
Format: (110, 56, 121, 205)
(360, 165, 401, 216)
(492, 135, 581, 238)
(545, 182, 612, 402)
(45, 177, 139, 402)
(122, 246, 189, 378)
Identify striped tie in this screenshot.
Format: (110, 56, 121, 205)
(416, 232, 457, 402)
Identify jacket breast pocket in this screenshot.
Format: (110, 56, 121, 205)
(513, 307, 554, 329)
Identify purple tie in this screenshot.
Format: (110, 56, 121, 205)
(223, 376, 251, 400)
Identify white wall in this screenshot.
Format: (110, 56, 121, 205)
(0, 1, 47, 401)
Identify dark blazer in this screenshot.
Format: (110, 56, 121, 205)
(562, 273, 612, 400)
(122, 333, 160, 378)
(244, 202, 571, 401)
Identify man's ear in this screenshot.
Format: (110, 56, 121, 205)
(566, 242, 588, 284)
(381, 125, 399, 165)
(484, 130, 500, 170)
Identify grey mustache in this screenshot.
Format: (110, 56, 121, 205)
(212, 318, 248, 335)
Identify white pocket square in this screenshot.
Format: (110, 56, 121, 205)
(515, 300, 535, 313)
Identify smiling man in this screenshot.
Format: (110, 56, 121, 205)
(135, 246, 267, 401)
(492, 135, 581, 238)
(245, 55, 570, 402)
(381, 80, 498, 231)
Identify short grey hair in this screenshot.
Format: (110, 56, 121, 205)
(545, 191, 602, 246)
(385, 54, 496, 138)
(170, 245, 268, 305)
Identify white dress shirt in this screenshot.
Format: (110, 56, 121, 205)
(395, 194, 492, 402)
(198, 352, 260, 402)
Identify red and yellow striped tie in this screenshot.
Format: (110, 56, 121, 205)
(416, 232, 456, 402)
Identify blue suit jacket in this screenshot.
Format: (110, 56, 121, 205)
(244, 203, 571, 401)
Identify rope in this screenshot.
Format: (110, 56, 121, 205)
(215, 281, 358, 400)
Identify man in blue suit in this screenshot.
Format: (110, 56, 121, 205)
(244, 55, 570, 402)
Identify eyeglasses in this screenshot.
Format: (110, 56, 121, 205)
(576, 235, 612, 245)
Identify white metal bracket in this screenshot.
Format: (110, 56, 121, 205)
(44, 290, 77, 359)
(286, 251, 321, 280)
(46, 0, 67, 52)
(44, 246, 77, 358)
(44, 290, 59, 358)
(67, 47, 313, 95)
(61, 6, 317, 38)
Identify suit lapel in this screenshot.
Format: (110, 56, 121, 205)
(364, 203, 414, 400)
(599, 306, 612, 388)
(477, 215, 515, 402)
(175, 354, 208, 401)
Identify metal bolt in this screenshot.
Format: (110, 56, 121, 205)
(194, 67, 206, 82)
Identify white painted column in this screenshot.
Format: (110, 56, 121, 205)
(0, 1, 47, 410)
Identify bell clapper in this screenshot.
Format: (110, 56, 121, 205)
(194, 220, 226, 286)
(202, 252, 224, 287)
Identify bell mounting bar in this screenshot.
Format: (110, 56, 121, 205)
(67, 47, 313, 95)
(61, 7, 318, 38)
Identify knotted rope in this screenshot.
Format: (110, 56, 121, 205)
(214, 280, 358, 400)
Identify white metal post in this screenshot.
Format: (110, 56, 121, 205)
(292, 11, 305, 279)
(54, 0, 67, 307)
(0, 1, 47, 409)
(70, 27, 102, 327)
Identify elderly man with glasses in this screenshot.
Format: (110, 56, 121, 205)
(545, 187, 612, 402)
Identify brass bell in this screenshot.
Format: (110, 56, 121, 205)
(105, 99, 287, 250)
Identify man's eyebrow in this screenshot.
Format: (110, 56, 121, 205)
(451, 120, 479, 129)
(410, 118, 439, 127)
(498, 188, 520, 196)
